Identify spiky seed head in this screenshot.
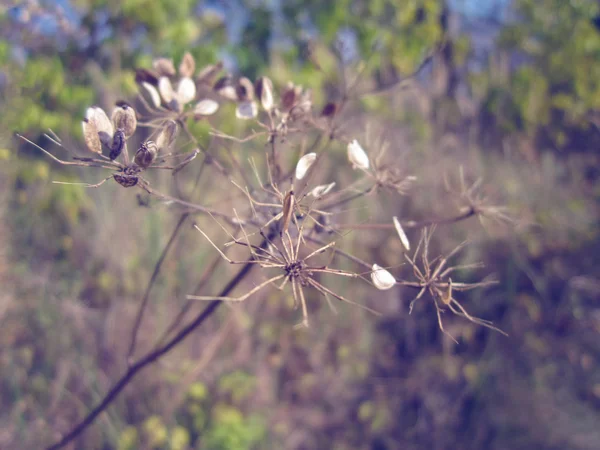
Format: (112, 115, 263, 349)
(81, 118, 102, 154)
(86, 106, 113, 148)
(179, 51, 195, 78)
(153, 57, 176, 77)
(156, 120, 178, 153)
(236, 77, 255, 102)
(347, 139, 369, 170)
(309, 182, 336, 198)
(111, 104, 137, 138)
(142, 82, 161, 108)
(295, 153, 317, 180)
(255, 76, 274, 111)
(371, 264, 396, 290)
(109, 129, 125, 160)
(193, 99, 219, 116)
(197, 61, 223, 86)
(177, 77, 196, 105)
(392, 216, 410, 251)
(235, 101, 258, 119)
(134, 140, 158, 168)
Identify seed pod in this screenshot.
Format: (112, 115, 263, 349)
(371, 264, 396, 290)
(214, 75, 237, 100)
(135, 68, 159, 86)
(309, 182, 336, 198)
(142, 82, 162, 109)
(347, 139, 369, 170)
(111, 104, 137, 138)
(156, 120, 178, 153)
(392, 216, 410, 251)
(235, 101, 258, 120)
(281, 82, 302, 111)
(281, 190, 295, 236)
(176, 77, 196, 105)
(81, 118, 102, 154)
(255, 76, 274, 111)
(179, 51, 195, 78)
(134, 140, 158, 169)
(295, 153, 317, 180)
(321, 102, 337, 117)
(109, 129, 125, 160)
(158, 77, 175, 104)
(236, 77, 255, 102)
(153, 57, 176, 77)
(197, 61, 224, 86)
(113, 173, 138, 188)
(441, 278, 453, 305)
(193, 99, 219, 117)
(86, 106, 113, 148)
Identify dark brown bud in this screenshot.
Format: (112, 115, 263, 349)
(321, 102, 337, 118)
(109, 129, 125, 160)
(134, 68, 159, 86)
(113, 173, 138, 188)
(134, 140, 158, 169)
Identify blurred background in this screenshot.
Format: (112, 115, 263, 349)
(1, 0, 599, 449)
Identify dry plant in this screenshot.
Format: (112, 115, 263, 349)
(16, 49, 514, 450)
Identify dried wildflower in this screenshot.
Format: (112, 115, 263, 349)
(347, 139, 369, 170)
(371, 264, 396, 290)
(295, 153, 317, 180)
(393, 216, 410, 251)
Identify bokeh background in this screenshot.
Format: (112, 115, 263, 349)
(1, 0, 600, 449)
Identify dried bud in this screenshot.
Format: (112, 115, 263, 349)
(179, 52, 196, 78)
(142, 82, 161, 108)
(109, 129, 125, 160)
(81, 119, 102, 154)
(214, 75, 237, 100)
(321, 102, 337, 117)
(235, 101, 258, 119)
(347, 139, 369, 170)
(289, 91, 312, 121)
(281, 190, 295, 235)
(193, 99, 219, 116)
(135, 68, 159, 86)
(309, 182, 335, 197)
(156, 120, 178, 153)
(153, 57, 176, 77)
(371, 264, 396, 290)
(255, 76, 274, 111)
(111, 104, 137, 138)
(177, 77, 196, 105)
(134, 140, 158, 168)
(197, 61, 224, 86)
(86, 106, 113, 148)
(281, 82, 302, 111)
(295, 153, 317, 180)
(236, 77, 255, 102)
(392, 216, 410, 251)
(113, 173, 138, 188)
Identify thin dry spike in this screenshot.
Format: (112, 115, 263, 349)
(435, 302, 458, 344)
(404, 253, 425, 281)
(409, 286, 427, 314)
(17, 134, 113, 168)
(448, 299, 508, 336)
(439, 262, 485, 279)
(297, 282, 310, 328)
(187, 274, 285, 302)
(308, 279, 381, 316)
(280, 190, 294, 237)
(307, 267, 358, 279)
(303, 240, 337, 262)
(431, 239, 470, 280)
(193, 224, 263, 266)
(52, 176, 112, 188)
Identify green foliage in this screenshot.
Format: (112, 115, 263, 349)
(203, 404, 266, 450)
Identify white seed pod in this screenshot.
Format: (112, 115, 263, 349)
(158, 77, 174, 104)
(193, 99, 219, 116)
(86, 106, 113, 148)
(371, 264, 396, 290)
(236, 77, 254, 102)
(255, 76, 274, 111)
(156, 120, 178, 153)
(235, 101, 258, 119)
(81, 119, 102, 154)
(179, 51, 196, 78)
(142, 82, 161, 108)
(197, 61, 223, 86)
(295, 153, 317, 180)
(309, 182, 336, 198)
(347, 139, 369, 170)
(111, 104, 137, 138)
(134, 140, 158, 169)
(392, 216, 410, 251)
(177, 77, 196, 105)
(153, 57, 176, 77)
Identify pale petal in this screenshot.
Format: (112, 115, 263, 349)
(193, 99, 219, 116)
(142, 82, 161, 108)
(371, 264, 396, 290)
(295, 153, 317, 180)
(310, 182, 336, 197)
(158, 77, 174, 104)
(235, 101, 258, 119)
(177, 77, 196, 105)
(393, 216, 410, 251)
(347, 139, 369, 170)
